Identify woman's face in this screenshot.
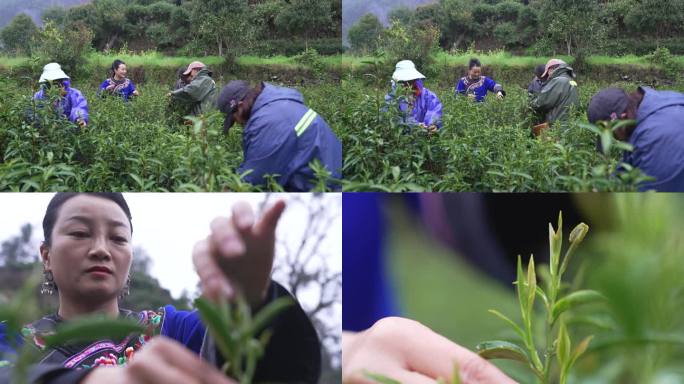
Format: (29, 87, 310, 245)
(469, 66, 482, 79)
(114, 64, 127, 79)
(41, 195, 133, 303)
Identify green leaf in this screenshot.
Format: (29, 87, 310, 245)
(194, 298, 235, 362)
(552, 290, 606, 323)
(488, 309, 526, 341)
(44, 317, 144, 347)
(516, 255, 527, 316)
(247, 297, 293, 338)
(476, 340, 530, 364)
(557, 321, 571, 384)
(526, 256, 537, 313)
(568, 335, 594, 368)
(364, 371, 402, 384)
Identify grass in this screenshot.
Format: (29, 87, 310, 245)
(0, 52, 350, 71)
(340, 51, 684, 69)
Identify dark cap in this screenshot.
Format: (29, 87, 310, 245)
(217, 80, 251, 133)
(587, 88, 630, 123)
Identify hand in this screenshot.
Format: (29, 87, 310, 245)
(193, 200, 286, 308)
(106, 83, 116, 91)
(133, 90, 140, 97)
(77, 119, 87, 128)
(343, 317, 517, 384)
(496, 91, 504, 100)
(426, 125, 438, 134)
(166, 92, 172, 97)
(82, 337, 236, 384)
(467, 93, 476, 100)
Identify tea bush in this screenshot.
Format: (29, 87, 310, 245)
(0, 76, 339, 191)
(337, 77, 682, 192)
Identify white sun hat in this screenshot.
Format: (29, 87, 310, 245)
(38, 63, 70, 83)
(392, 60, 426, 82)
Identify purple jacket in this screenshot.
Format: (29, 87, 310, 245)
(33, 80, 89, 124)
(627, 87, 684, 191)
(385, 79, 443, 128)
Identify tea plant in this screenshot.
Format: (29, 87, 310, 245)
(476, 213, 602, 384)
(0, 77, 339, 191)
(337, 77, 679, 191)
(194, 296, 293, 384)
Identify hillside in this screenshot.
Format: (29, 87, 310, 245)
(0, 0, 90, 28)
(342, 0, 435, 44)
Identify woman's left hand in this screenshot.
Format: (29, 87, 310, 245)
(496, 91, 505, 100)
(193, 200, 286, 308)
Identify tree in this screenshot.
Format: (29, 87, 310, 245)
(348, 13, 384, 53)
(0, 14, 38, 56)
(0, 223, 38, 267)
(189, 0, 255, 58)
(624, 0, 684, 39)
(120, 247, 192, 312)
(275, 0, 332, 48)
(540, 0, 606, 56)
(264, 194, 342, 383)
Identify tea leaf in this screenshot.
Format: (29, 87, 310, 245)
(44, 317, 144, 347)
(476, 340, 530, 364)
(487, 309, 525, 341)
(526, 256, 537, 314)
(247, 297, 293, 338)
(552, 290, 606, 324)
(364, 371, 402, 384)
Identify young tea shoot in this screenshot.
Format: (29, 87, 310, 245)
(476, 212, 603, 384)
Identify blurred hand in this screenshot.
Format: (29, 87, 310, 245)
(426, 125, 438, 135)
(193, 200, 286, 307)
(467, 93, 476, 100)
(166, 92, 172, 97)
(343, 317, 517, 384)
(496, 91, 504, 100)
(133, 90, 140, 97)
(77, 119, 87, 128)
(106, 84, 116, 91)
(82, 337, 235, 384)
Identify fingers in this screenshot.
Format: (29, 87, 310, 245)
(231, 201, 255, 235)
(254, 200, 286, 237)
(131, 337, 236, 384)
(210, 216, 245, 256)
(192, 238, 233, 301)
(402, 323, 516, 384)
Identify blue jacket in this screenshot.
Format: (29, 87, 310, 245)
(33, 80, 89, 124)
(385, 79, 443, 128)
(627, 87, 684, 191)
(97, 78, 137, 101)
(455, 76, 503, 102)
(237, 83, 342, 191)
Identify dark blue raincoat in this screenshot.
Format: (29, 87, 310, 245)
(627, 87, 684, 191)
(237, 83, 342, 191)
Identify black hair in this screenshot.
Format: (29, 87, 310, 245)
(42, 193, 133, 248)
(111, 59, 126, 77)
(469, 58, 482, 69)
(535, 64, 546, 78)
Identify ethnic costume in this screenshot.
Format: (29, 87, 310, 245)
(455, 76, 504, 102)
(98, 78, 137, 102)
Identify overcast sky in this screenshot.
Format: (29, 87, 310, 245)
(0, 193, 341, 301)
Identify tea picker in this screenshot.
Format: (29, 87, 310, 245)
(384, 60, 443, 133)
(455, 58, 506, 102)
(529, 59, 580, 136)
(30, 63, 89, 128)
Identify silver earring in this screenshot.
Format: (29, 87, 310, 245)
(40, 270, 56, 295)
(120, 275, 131, 298)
